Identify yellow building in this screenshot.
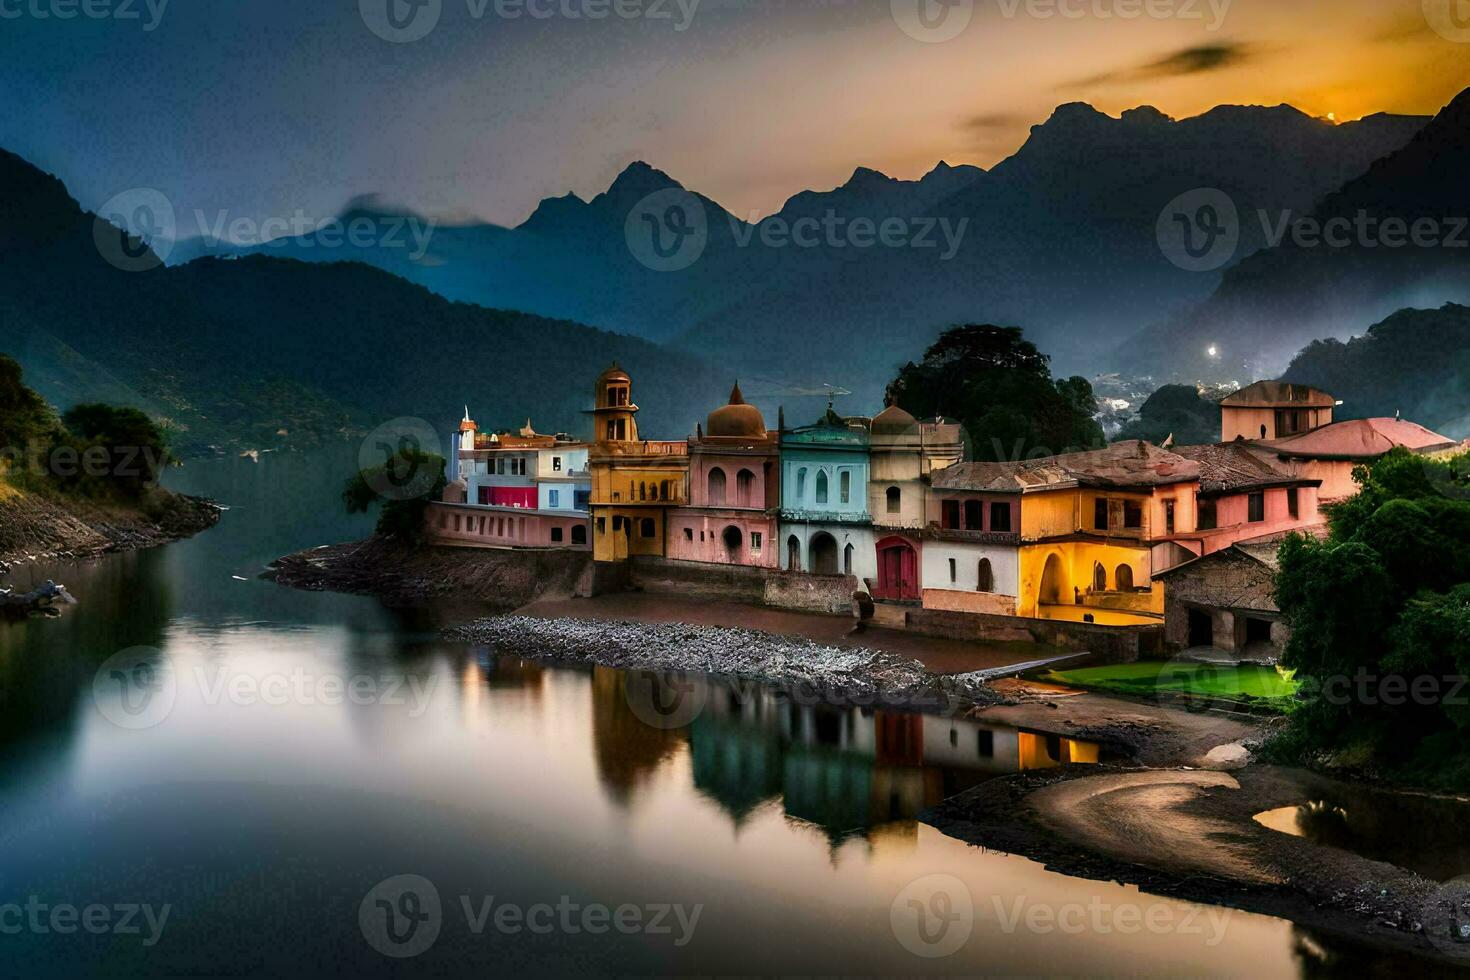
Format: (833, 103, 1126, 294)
(587, 364, 690, 562)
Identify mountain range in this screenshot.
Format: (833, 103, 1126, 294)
(172, 97, 1446, 405)
(0, 149, 729, 456)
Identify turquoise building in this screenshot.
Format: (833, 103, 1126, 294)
(778, 408, 877, 583)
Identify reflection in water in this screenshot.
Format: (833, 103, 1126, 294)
(1256, 796, 1470, 883)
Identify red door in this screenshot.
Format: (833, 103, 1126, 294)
(875, 537, 920, 601)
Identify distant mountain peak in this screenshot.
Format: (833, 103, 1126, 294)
(604, 160, 682, 199)
(1121, 105, 1172, 125)
(844, 166, 894, 189)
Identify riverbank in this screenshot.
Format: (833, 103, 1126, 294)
(924, 763, 1470, 967)
(0, 484, 220, 575)
(445, 614, 1008, 711)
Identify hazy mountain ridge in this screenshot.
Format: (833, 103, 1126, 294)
(167, 101, 1432, 406)
(0, 150, 730, 456)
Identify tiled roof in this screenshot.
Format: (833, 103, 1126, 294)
(1220, 380, 1336, 409)
(1261, 418, 1458, 460)
(932, 440, 1199, 492)
(1169, 442, 1316, 494)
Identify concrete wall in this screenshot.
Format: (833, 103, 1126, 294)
(905, 608, 1163, 663)
(762, 569, 861, 615)
(666, 510, 780, 568)
(921, 539, 1019, 596)
(922, 589, 1018, 617)
(625, 557, 857, 615)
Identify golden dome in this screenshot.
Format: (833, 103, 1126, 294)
(706, 383, 766, 438)
(598, 362, 631, 384)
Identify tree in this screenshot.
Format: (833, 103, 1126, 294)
(343, 449, 446, 542)
(1116, 384, 1220, 445)
(61, 403, 174, 495)
(887, 325, 1104, 461)
(0, 354, 61, 479)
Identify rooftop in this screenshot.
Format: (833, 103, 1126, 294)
(1169, 442, 1318, 495)
(1220, 380, 1336, 409)
(1259, 417, 1459, 460)
(932, 440, 1199, 493)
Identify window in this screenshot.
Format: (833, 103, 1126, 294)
(839, 470, 851, 504)
(553, 456, 563, 471)
(596, 517, 606, 534)
(964, 499, 983, 530)
(1248, 492, 1265, 523)
(684, 527, 694, 541)
(549, 489, 560, 508)
(551, 527, 564, 543)
(453, 515, 462, 531)
(572, 525, 587, 545)
(978, 559, 993, 592)
(575, 490, 590, 510)
(1287, 488, 1299, 519)
(949, 558, 957, 583)
(751, 532, 762, 553)
(1094, 497, 1109, 531)
(1123, 500, 1143, 529)
(640, 518, 656, 538)
(496, 458, 506, 475)
(1164, 499, 1176, 535)
(815, 471, 829, 504)
(796, 468, 807, 502)
(737, 469, 755, 507)
(612, 516, 624, 532)
(708, 467, 727, 506)
(1093, 562, 1107, 592)
(1198, 497, 1217, 531)
(1116, 564, 1134, 590)
(990, 502, 1011, 532)
(886, 486, 901, 514)
(511, 458, 527, 476)
(942, 500, 961, 529)
(977, 730, 993, 757)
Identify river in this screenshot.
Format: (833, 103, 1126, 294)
(0, 448, 1405, 976)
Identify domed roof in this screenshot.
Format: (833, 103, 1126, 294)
(706, 383, 766, 438)
(872, 402, 919, 435)
(598, 362, 631, 383)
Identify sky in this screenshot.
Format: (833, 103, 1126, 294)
(1, 0, 1467, 230)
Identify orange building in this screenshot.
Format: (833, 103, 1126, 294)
(1219, 381, 1336, 442)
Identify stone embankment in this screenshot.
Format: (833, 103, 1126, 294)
(443, 614, 1008, 710)
(0, 486, 220, 574)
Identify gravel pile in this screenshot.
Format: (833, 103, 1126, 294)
(445, 615, 1007, 709)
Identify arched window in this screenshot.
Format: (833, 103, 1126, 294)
(1116, 564, 1134, 591)
(839, 470, 851, 504)
(571, 524, 587, 546)
(787, 535, 802, 571)
(638, 482, 647, 501)
(886, 486, 901, 514)
(815, 471, 829, 504)
(736, 469, 755, 507)
(843, 543, 854, 576)
(796, 468, 807, 503)
(1093, 562, 1107, 592)
(964, 499, 983, 530)
(708, 467, 727, 506)
(977, 558, 994, 593)
(661, 480, 672, 501)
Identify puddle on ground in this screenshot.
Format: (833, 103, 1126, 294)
(1254, 796, 1470, 882)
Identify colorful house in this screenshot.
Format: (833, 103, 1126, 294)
(866, 404, 965, 601)
(1251, 416, 1461, 502)
(922, 470, 1022, 616)
(668, 384, 781, 567)
(1164, 442, 1322, 563)
(779, 406, 875, 583)
(588, 364, 690, 562)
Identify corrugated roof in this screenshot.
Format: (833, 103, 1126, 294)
(932, 440, 1199, 492)
(1220, 380, 1336, 409)
(1262, 417, 1458, 460)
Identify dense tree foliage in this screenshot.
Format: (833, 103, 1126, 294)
(343, 449, 447, 542)
(1272, 447, 1470, 786)
(887, 325, 1104, 461)
(1117, 384, 1221, 446)
(1, 356, 170, 498)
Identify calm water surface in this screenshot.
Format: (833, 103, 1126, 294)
(0, 449, 1415, 976)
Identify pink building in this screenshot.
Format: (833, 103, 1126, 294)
(426, 498, 589, 549)
(1162, 442, 1322, 562)
(667, 384, 781, 567)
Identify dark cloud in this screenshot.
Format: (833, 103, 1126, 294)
(1066, 43, 1261, 88)
(963, 112, 1029, 132)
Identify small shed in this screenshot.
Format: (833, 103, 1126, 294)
(1156, 540, 1287, 660)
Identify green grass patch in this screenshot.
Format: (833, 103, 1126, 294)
(1038, 661, 1299, 712)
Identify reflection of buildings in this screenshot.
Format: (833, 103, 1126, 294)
(682, 678, 1100, 847)
(587, 667, 688, 804)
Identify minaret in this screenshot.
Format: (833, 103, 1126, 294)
(593, 363, 639, 444)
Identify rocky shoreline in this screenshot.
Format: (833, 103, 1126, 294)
(444, 614, 1009, 711)
(923, 764, 1470, 967)
(0, 487, 221, 575)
